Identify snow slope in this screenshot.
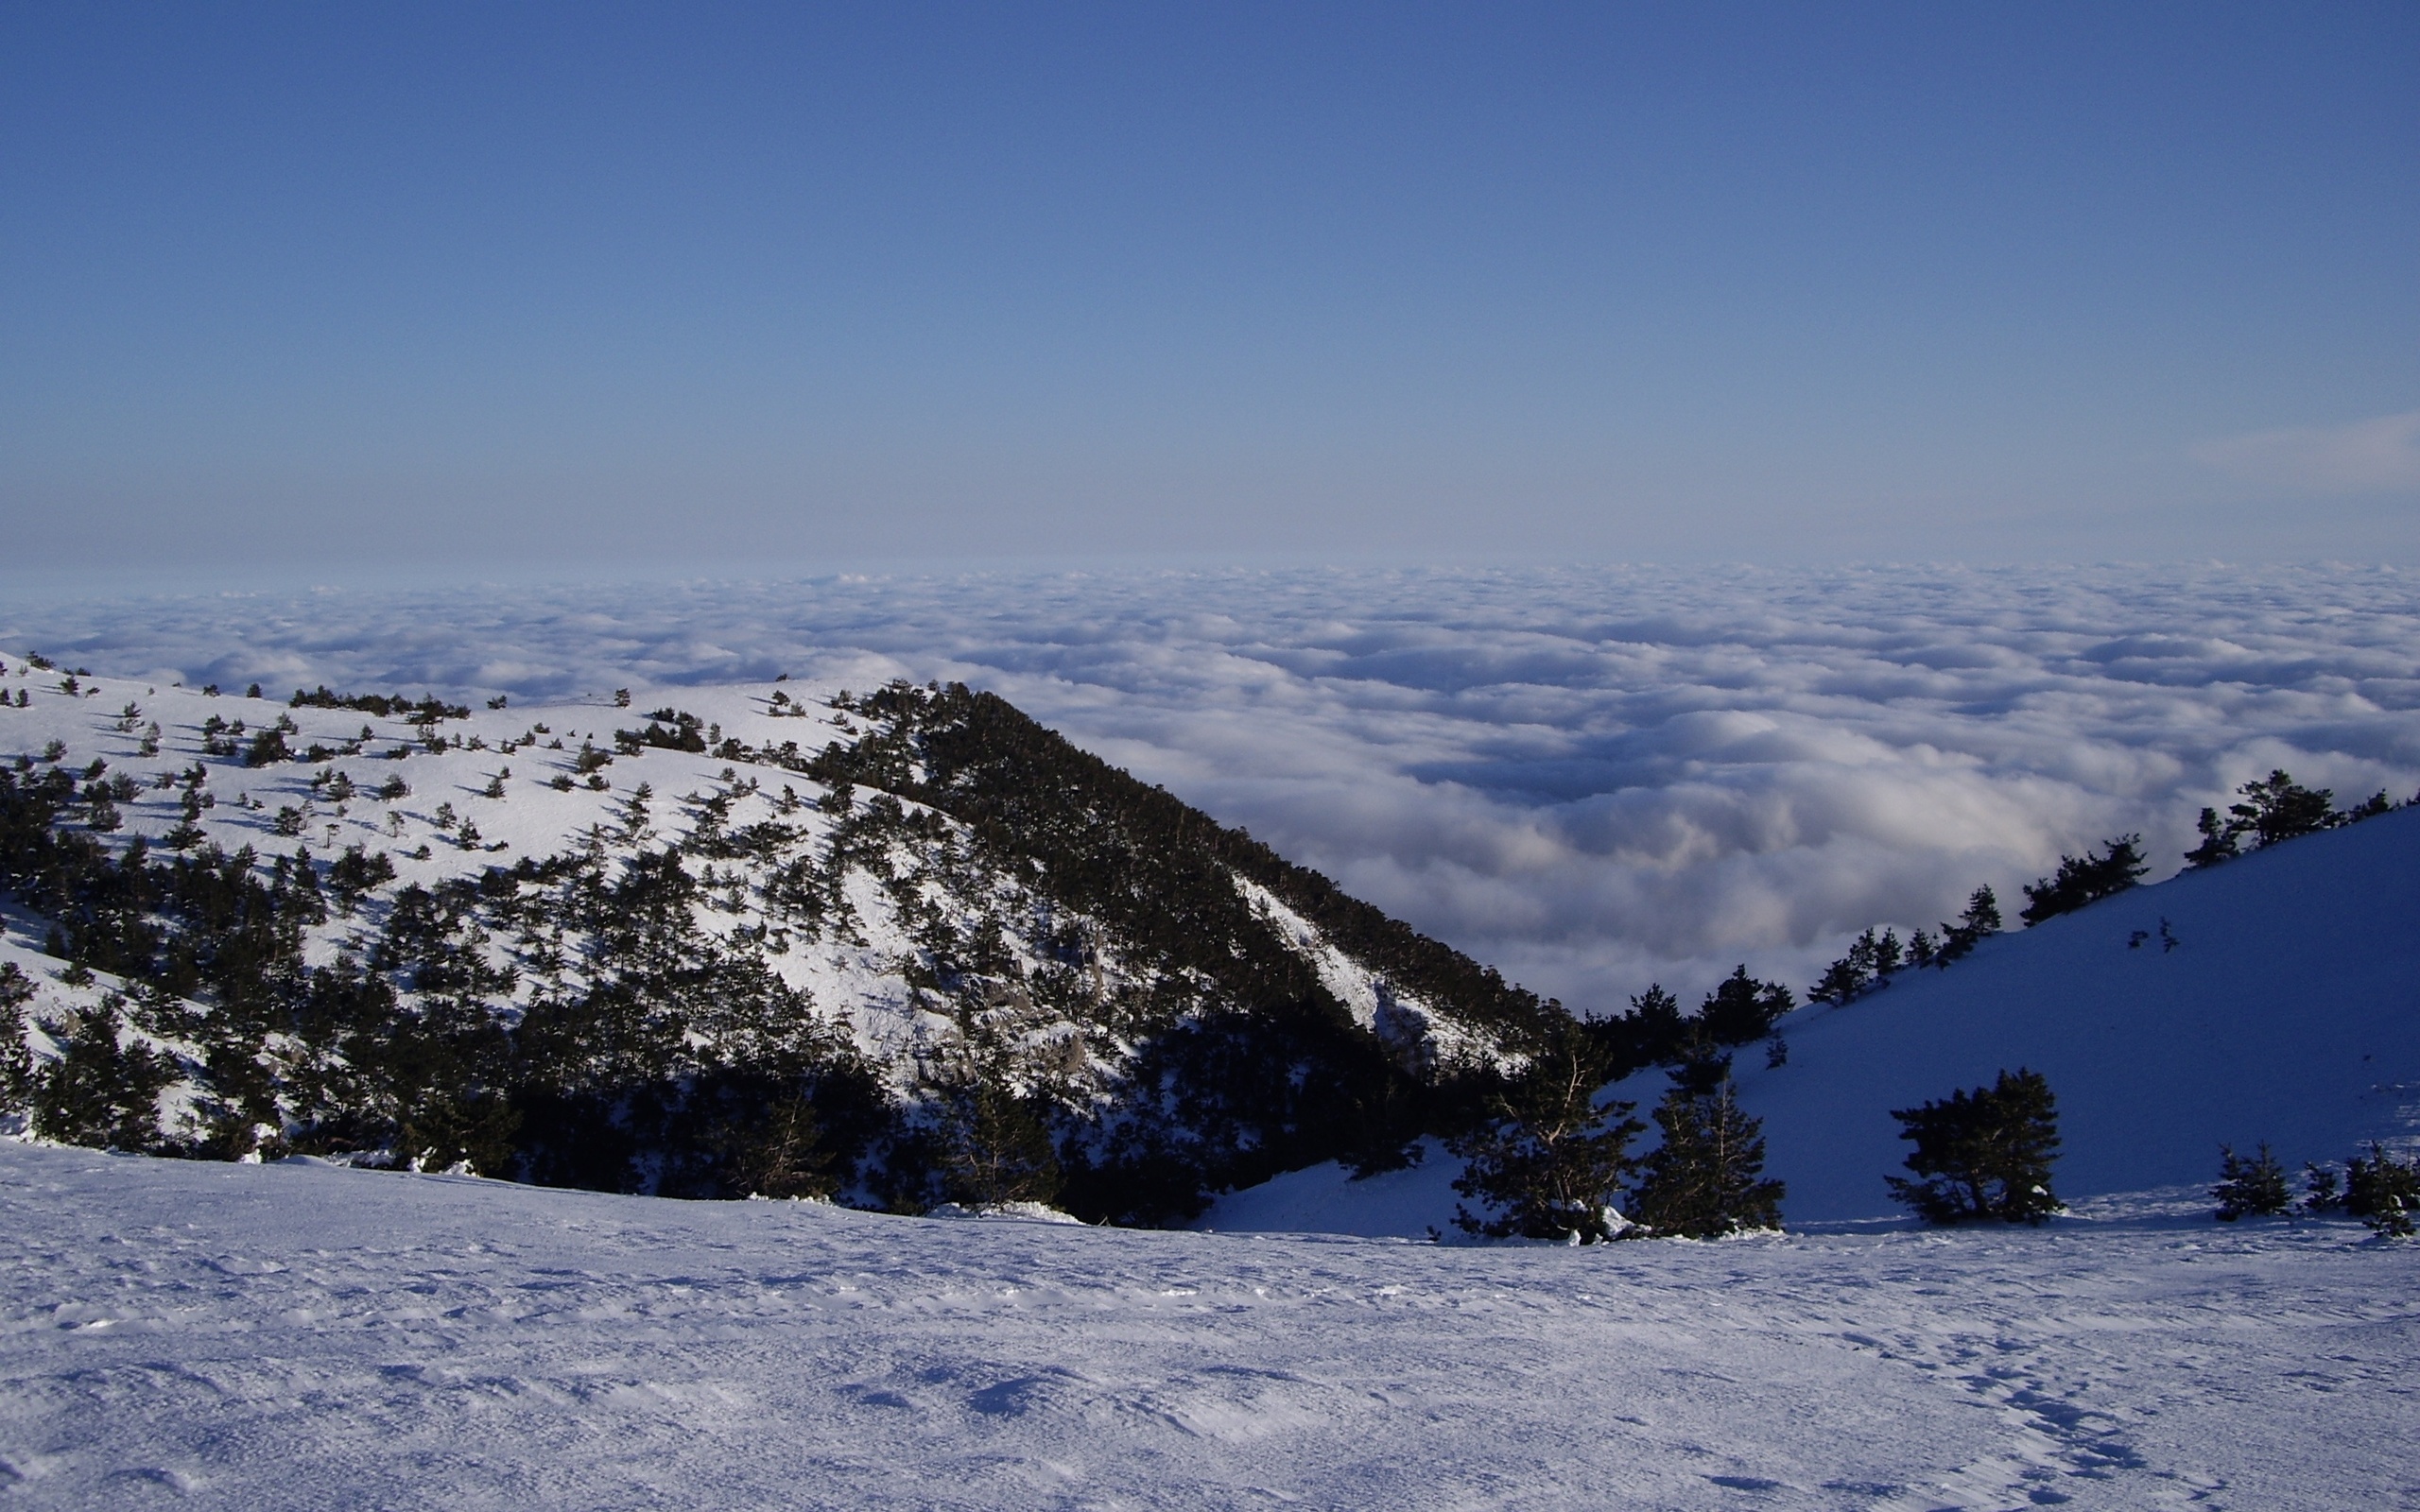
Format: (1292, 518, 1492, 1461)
(3, 1140, 2414, 1510)
(1732, 806, 2420, 1221)
(1208, 807, 2420, 1234)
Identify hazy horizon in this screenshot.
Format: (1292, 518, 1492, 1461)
(6, 3, 2416, 576)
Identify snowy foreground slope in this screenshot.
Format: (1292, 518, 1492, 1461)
(3, 1141, 2415, 1511)
(1213, 808, 2420, 1234)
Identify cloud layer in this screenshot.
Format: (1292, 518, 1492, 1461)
(9, 563, 2420, 1014)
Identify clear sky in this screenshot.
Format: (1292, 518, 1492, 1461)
(4, 2, 2415, 578)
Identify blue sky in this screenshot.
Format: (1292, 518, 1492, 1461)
(4, 2, 2415, 576)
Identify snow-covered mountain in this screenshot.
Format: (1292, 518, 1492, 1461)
(0, 658, 1561, 1224)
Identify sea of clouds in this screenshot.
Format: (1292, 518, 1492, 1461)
(9, 562, 2420, 1016)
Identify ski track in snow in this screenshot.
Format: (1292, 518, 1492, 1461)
(1, 1143, 2413, 1510)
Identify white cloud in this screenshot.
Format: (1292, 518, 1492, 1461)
(2192, 407, 2420, 493)
(8, 563, 2420, 1014)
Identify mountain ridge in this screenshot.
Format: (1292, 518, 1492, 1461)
(0, 656, 1559, 1224)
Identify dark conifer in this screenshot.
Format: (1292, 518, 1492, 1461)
(2183, 807, 2239, 869)
(723, 1090, 835, 1199)
(2020, 836, 2149, 925)
(1629, 1072, 1784, 1238)
(0, 963, 32, 1112)
(30, 1003, 171, 1151)
(1907, 928, 1938, 968)
(936, 1078, 1062, 1208)
(1809, 933, 1876, 1005)
(399, 1087, 522, 1177)
(2228, 770, 2335, 849)
(2212, 1143, 2290, 1220)
(2302, 1161, 2343, 1214)
(1451, 1026, 1642, 1243)
(1695, 966, 1793, 1047)
(2342, 1143, 2419, 1237)
(1886, 1068, 2062, 1225)
(1626, 983, 1685, 1062)
(1933, 886, 2001, 965)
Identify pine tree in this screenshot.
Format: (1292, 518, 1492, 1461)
(1810, 934, 1878, 1005)
(1625, 983, 1685, 1063)
(1695, 966, 1793, 1047)
(1907, 928, 1938, 968)
(2342, 1143, 2419, 1238)
(2183, 806, 2239, 869)
(2303, 1161, 2344, 1213)
(2212, 1143, 2290, 1220)
(2188, 770, 2348, 867)
(1886, 1068, 2062, 1225)
(936, 1077, 1061, 1208)
(399, 1087, 522, 1177)
(2020, 836, 2148, 925)
(1933, 886, 2001, 965)
(1450, 1027, 1643, 1242)
(1629, 1073, 1784, 1238)
(2228, 770, 2336, 849)
(0, 963, 33, 1113)
(30, 1002, 172, 1151)
(723, 1090, 835, 1199)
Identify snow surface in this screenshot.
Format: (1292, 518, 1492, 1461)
(1722, 806, 2420, 1221)
(3, 1140, 2414, 1510)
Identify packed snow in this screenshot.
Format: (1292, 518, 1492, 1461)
(3, 1141, 2415, 1510)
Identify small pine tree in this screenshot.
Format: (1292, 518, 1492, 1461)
(1695, 966, 1794, 1047)
(2212, 1143, 2290, 1220)
(2303, 1162, 2343, 1213)
(1933, 886, 2001, 965)
(2020, 836, 2149, 925)
(30, 1003, 172, 1151)
(2342, 1143, 2419, 1238)
(722, 1090, 835, 1199)
(0, 963, 33, 1113)
(936, 1078, 1061, 1208)
(1625, 983, 1685, 1062)
(1629, 1074, 1784, 1238)
(2188, 770, 2346, 867)
(2229, 770, 2336, 850)
(1450, 1027, 1643, 1243)
(399, 1087, 522, 1177)
(2183, 806, 2239, 869)
(1886, 1068, 2062, 1225)
(1810, 934, 1877, 1005)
